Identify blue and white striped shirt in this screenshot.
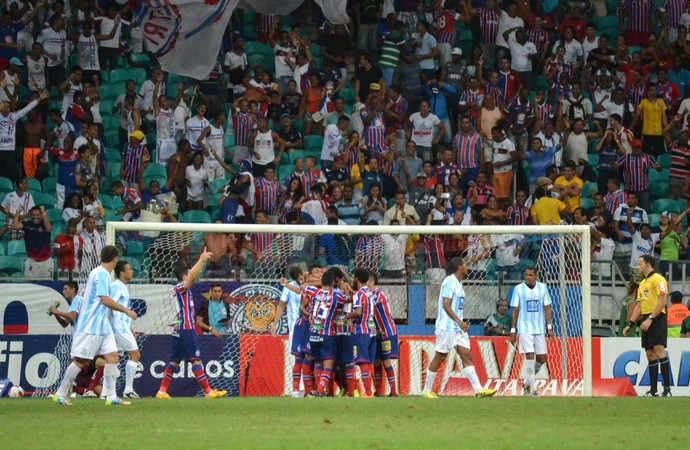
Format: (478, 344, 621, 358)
(67, 295, 82, 338)
(510, 281, 552, 335)
(280, 280, 302, 332)
(77, 266, 113, 335)
(436, 275, 465, 332)
(110, 279, 132, 334)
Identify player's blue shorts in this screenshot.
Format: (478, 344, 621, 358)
(291, 321, 311, 356)
(310, 334, 337, 361)
(352, 334, 376, 364)
(376, 335, 399, 360)
(169, 329, 201, 362)
(338, 334, 355, 364)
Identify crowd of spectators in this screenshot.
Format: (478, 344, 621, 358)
(0, 0, 689, 284)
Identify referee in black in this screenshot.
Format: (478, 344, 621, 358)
(623, 255, 672, 397)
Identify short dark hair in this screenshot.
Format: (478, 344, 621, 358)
(446, 257, 465, 276)
(114, 260, 130, 278)
(354, 268, 370, 284)
(64, 281, 79, 292)
(174, 265, 189, 282)
(289, 266, 302, 281)
(101, 245, 119, 263)
(524, 266, 538, 275)
(639, 254, 656, 268)
(321, 270, 335, 287)
(211, 282, 223, 289)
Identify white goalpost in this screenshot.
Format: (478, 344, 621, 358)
(97, 221, 591, 398)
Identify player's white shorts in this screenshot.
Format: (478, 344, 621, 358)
(518, 333, 547, 355)
(435, 328, 470, 353)
(71, 332, 117, 359)
(115, 331, 139, 353)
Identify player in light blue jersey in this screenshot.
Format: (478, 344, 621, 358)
(53, 246, 138, 407)
(422, 257, 497, 399)
(48, 281, 82, 338)
(274, 266, 308, 397)
(110, 260, 141, 399)
(509, 266, 554, 396)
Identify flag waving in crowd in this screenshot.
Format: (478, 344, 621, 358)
(129, 0, 349, 79)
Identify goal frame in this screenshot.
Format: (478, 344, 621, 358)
(106, 222, 592, 397)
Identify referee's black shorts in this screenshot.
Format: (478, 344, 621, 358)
(641, 313, 667, 349)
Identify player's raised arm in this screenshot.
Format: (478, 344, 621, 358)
(185, 247, 213, 290)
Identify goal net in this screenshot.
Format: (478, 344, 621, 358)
(36, 222, 592, 398)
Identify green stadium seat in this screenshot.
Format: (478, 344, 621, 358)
(107, 163, 121, 181)
(627, 46, 641, 56)
(8, 240, 26, 256)
(224, 134, 235, 148)
(289, 150, 306, 164)
(42, 177, 58, 194)
(535, 75, 550, 91)
(100, 84, 122, 101)
(657, 154, 671, 168)
(648, 213, 661, 229)
(26, 178, 41, 192)
(596, 15, 619, 29)
(0, 177, 13, 191)
(103, 116, 120, 132)
(106, 148, 121, 163)
(0, 242, 4, 255)
(33, 192, 55, 208)
(245, 41, 271, 56)
(106, 130, 120, 148)
(112, 195, 124, 211)
(580, 198, 595, 209)
(127, 240, 144, 256)
(309, 43, 321, 57)
(677, 200, 689, 214)
(46, 208, 63, 223)
(51, 220, 66, 235)
(650, 180, 669, 200)
(587, 154, 599, 167)
(211, 179, 228, 193)
(144, 163, 167, 178)
(653, 198, 680, 214)
(304, 135, 324, 152)
(278, 164, 293, 182)
(99, 194, 115, 210)
(104, 208, 119, 224)
(183, 210, 211, 223)
(582, 181, 598, 198)
(0, 256, 24, 276)
(130, 53, 150, 65)
(248, 53, 266, 69)
(457, 28, 473, 42)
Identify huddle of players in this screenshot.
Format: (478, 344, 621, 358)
(280, 265, 399, 397)
(52, 245, 141, 406)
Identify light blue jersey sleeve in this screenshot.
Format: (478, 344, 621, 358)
(68, 296, 81, 314)
(97, 270, 111, 298)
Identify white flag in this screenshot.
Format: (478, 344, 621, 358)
(131, 0, 348, 79)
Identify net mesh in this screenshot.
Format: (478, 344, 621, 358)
(35, 225, 588, 397)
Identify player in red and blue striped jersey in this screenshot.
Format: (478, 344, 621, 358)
(370, 272, 399, 397)
(344, 269, 377, 398)
(111, 181, 142, 221)
(156, 247, 226, 399)
(307, 270, 349, 396)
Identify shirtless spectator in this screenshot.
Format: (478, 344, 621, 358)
(204, 232, 233, 277)
(22, 108, 49, 179)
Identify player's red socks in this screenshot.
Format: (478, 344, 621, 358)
(374, 365, 384, 394)
(346, 364, 357, 396)
(360, 364, 373, 396)
(385, 365, 397, 396)
(292, 357, 304, 392)
(314, 363, 323, 388)
(191, 360, 212, 394)
(159, 363, 177, 393)
(88, 366, 104, 392)
(317, 368, 333, 395)
(302, 360, 315, 394)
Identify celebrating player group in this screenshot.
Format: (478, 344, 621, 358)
(277, 265, 399, 397)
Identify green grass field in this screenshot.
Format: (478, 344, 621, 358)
(0, 397, 684, 449)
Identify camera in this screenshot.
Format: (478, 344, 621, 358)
(440, 193, 451, 200)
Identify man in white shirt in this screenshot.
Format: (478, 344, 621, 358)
(0, 93, 46, 179)
(406, 100, 444, 163)
(37, 14, 67, 90)
(94, 4, 124, 72)
(490, 125, 519, 208)
(270, 31, 296, 94)
(495, 2, 523, 63)
(321, 116, 350, 171)
(413, 21, 438, 77)
(507, 29, 538, 91)
(139, 68, 166, 125)
(381, 222, 409, 278)
(1, 177, 34, 240)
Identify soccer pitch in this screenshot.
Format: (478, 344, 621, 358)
(0, 397, 684, 449)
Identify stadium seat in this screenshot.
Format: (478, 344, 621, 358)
(648, 213, 661, 229)
(107, 163, 122, 180)
(8, 240, 26, 256)
(42, 177, 58, 194)
(0, 177, 13, 192)
(224, 134, 235, 148)
(292, 120, 304, 133)
(245, 41, 271, 56)
(627, 46, 641, 56)
(304, 135, 324, 151)
(653, 198, 680, 214)
(657, 154, 671, 168)
(650, 180, 670, 199)
(0, 242, 4, 255)
(105, 130, 120, 148)
(210, 179, 228, 193)
(26, 178, 41, 192)
(127, 240, 144, 256)
(309, 42, 321, 57)
(340, 88, 355, 103)
(130, 53, 150, 65)
(677, 199, 689, 214)
(106, 148, 121, 163)
(45, 208, 63, 223)
(99, 194, 115, 210)
(0, 256, 24, 276)
(587, 154, 599, 167)
(248, 53, 267, 69)
(289, 150, 306, 164)
(143, 175, 167, 188)
(535, 75, 550, 91)
(596, 15, 619, 29)
(51, 220, 66, 235)
(104, 208, 119, 224)
(144, 163, 167, 178)
(183, 210, 211, 223)
(100, 84, 121, 101)
(582, 181, 598, 198)
(112, 195, 124, 211)
(580, 198, 595, 209)
(649, 170, 669, 183)
(278, 164, 293, 182)
(33, 193, 55, 208)
(103, 116, 120, 132)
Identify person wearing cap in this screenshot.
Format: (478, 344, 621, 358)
(277, 114, 303, 153)
(121, 130, 149, 190)
(354, 53, 384, 104)
(631, 83, 668, 157)
(440, 47, 466, 133)
(413, 21, 439, 79)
